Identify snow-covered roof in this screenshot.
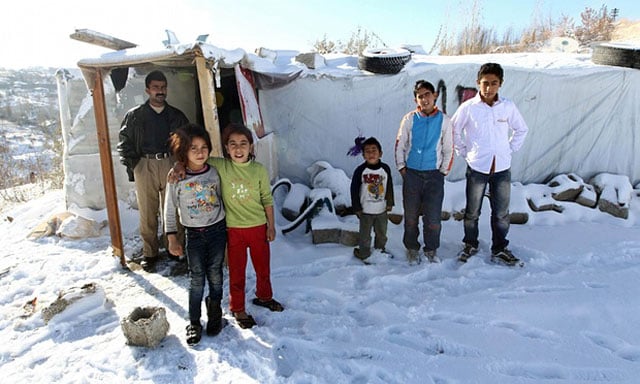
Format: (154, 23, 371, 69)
(77, 41, 246, 69)
(76, 41, 307, 88)
(76, 38, 631, 89)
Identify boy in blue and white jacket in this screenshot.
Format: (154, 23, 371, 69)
(395, 80, 454, 265)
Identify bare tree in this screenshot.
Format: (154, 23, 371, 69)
(574, 5, 616, 45)
(313, 34, 337, 54)
(555, 15, 577, 38)
(312, 27, 387, 55)
(343, 27, 386, 55)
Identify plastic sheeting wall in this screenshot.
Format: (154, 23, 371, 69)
(60, 59, 639, 210)
(259, 63, 640, 186)
(59, 69, 198, 210)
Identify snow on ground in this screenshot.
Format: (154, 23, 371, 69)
(1, 180, 640, 384)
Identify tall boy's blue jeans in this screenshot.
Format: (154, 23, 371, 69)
(402, 168, 444, 252)
(185, 220, 227, 325)
(463, 166, 511, 253)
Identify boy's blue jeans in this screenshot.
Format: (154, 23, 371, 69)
(402, 168, 444, 252)
(185, 220, 227, 325)
(463, 166, 511, 253)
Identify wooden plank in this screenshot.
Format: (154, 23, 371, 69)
(92, 69, 125, 265)
(70, 29, 137, 51)
(195, 55, 223, 156)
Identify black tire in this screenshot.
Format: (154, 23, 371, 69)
(358, 48, 411, 74)
(591, 44, 640, 69)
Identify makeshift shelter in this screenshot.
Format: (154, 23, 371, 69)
(58, 30, 640, 262)
(58, 30, 301, 261)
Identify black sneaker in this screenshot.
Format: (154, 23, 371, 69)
(491, 248, 520, 266)
(140, 256, 158, 272)
(458, 244, 478, 263)
(167, 253, 184, 262)
(376, 248, 394, 258)
(186, 323, 203, 346)
(353, 248, 370, 261)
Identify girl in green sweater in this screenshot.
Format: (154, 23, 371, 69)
(208, 123, 284, 329)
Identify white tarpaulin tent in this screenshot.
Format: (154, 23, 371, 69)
(260, 53, 640, 186)
(59, 39, 640, 211)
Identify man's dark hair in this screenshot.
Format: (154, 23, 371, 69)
(362, 137, 382, 152)
(413, 80, 435, 96)
(477, 63, 504, 83)
(145, 70, 167, 88)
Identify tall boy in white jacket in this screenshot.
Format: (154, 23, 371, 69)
(451, 63, 528, 266)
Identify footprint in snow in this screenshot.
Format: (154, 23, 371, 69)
(584, 331, 640, 362)
(491, 361, 625, 382)
(490, 320, 559, 342)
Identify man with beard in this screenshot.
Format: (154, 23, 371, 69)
(118, 70, 189, 270)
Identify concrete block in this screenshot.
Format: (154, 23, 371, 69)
(339, 229, 359, 247)
(121, 306, 170, 348)
(312, 228, 341, 244)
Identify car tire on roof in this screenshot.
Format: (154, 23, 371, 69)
(358, 48, 411, 74)
(591, 43, 640, 69)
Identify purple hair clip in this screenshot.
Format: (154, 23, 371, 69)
(347, 135, 366, 156)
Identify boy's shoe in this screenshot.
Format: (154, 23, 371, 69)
(424, 250, 440, 263)
(186, 323, 203, 346)
(377, 248, 394, 259)
(406, 249, 421, 265)
(205, 296, 223, 336)
(457, 244, 478, 263)
(355, 248, 376, 265)
(491, 248, 521, 267)
(353, 248, 370, 260)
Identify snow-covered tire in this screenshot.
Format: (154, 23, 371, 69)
(591, 43, 640, 69)
(358, 48, 411, 74)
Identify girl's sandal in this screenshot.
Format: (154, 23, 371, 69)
(252, 298, 284, 312)
(232, 312, 257, 329)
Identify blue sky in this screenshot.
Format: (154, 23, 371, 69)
(1, 0, 639, 69)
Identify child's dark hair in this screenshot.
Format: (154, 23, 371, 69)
(413, 80, 435, 96)
(145, 70, 167, 88)
(362, 137, 382, 153)
(477, 63, 504, 83)
(169, 123, 212, 164)
(222, 122, 255, 159)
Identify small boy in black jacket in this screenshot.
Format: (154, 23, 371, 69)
(350, 137, 394, 261)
